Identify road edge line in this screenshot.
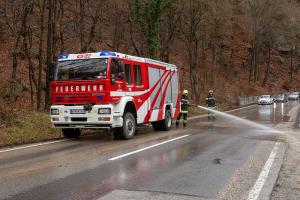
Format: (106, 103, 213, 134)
(257, 142, 287, 200)
(247, 142, 286, 200)
(0, 139, 69, 153)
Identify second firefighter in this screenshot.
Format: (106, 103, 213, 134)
(176, 90, 190, 128)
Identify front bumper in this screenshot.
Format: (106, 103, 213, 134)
(274, 99, 285, 102)
(50, 105, 123, 129)
(288, 97, 298, 101)
(258, 101, 272, 105)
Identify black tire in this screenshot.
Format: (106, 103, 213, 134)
(62, 128, 81, 139)
(112, 128, 122, 140)
(151, 121, 162, 131)
(160, 109, 172, 131)
(120, 112, 136, 140)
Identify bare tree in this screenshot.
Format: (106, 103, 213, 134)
(159, 1, 181, 62)
(245, 0, 278, 83)
(129, 0, 173, 59)
(181, 0, 208, 102)
(206, 0, 230, 87)
(2, 0, 32, 80)
(23, 25, 36, 110)
(72, 0, 106, 52)
(37, 0, 46, 110)
(45, 0, 54, 110)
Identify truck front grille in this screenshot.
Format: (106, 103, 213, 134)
(71, 117, 87, 122)
(55, 95, 93, 104)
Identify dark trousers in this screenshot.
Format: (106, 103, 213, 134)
(176, 112, 188, 127)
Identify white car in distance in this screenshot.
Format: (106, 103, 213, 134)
(258, 95, 273, 105)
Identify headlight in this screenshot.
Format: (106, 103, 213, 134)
(98, 108, 111, 114)
(51, 109, 59, 115)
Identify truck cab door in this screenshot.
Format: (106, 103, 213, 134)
(124, 61, 134, 96)
(109, 58, 125, 102)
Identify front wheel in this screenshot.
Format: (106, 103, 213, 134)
(120, 112, 136, 140)
(62, 128, 81, 139)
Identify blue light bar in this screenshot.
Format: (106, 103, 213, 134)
(59, 54, 69, 59)
(100, 51, 116, 57)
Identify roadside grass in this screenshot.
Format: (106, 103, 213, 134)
(0, 112, 62, 147)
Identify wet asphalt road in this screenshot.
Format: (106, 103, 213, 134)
(0, 102, 298, 200)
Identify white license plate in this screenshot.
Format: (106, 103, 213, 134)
(70, 109, 85, 114)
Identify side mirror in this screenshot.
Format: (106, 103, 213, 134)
(117, 72, 124, 79)
(111, 74, 116, 85)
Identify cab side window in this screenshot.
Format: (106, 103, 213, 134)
(110, 59, 124, 80)
(124, 64, 132, 85)
(134, 64, 142, 86)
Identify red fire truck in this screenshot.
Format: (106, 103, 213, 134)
(50, 51, 180, 139)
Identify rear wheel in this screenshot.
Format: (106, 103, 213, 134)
(160, 109, 172, 131)
(151, 121, 162, 131)
(152, 109, 172, 131)
(62, 128, 81, 139)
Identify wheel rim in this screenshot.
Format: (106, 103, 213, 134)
(167, 112, 171, 127)
(126, 118, 134, 136)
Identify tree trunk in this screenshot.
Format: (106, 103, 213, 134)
(253, 45, 260, 83)
(26, 48, 34, 110)
(129, 16, 141, 56)
(249, 50, 253, 82)
(79, 0, 85, 52)
(45, 0, 53, 110)
(37, 0, 46, 111)
(253, 48, 257, 83)
(290, 51, 293, 82)
(262, 47, 271, 87)
(188, 46, 197, 101)
(11, 47, 18, 80)
(211, 43, 217, 87)
(23, 24, 35, 110)
(11, 4, 30, 80)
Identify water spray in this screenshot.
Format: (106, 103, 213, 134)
(193, 104, 282, 134)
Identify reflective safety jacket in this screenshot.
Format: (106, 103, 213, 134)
(180, 95, 189, 113)
(206, 95, 216, 107)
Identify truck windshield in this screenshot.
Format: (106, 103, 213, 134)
(55, 59, 108, 80)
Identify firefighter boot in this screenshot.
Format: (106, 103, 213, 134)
(183, 121, 187, 128)
(176, 120, 179, 128)
(176, 113, 182, 128)
(183, 114, 187, 128)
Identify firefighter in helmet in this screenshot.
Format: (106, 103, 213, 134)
(206, 90, 217, 120)
(176, 89, 190, 128)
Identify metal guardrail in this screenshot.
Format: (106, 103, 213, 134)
(238, 96, 259, 106)
(238, 93, 294, 106)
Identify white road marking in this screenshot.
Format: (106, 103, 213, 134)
(247, 142, 281, 200)
(109, 134, 190, 161)
(0, 139, 68, 153)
